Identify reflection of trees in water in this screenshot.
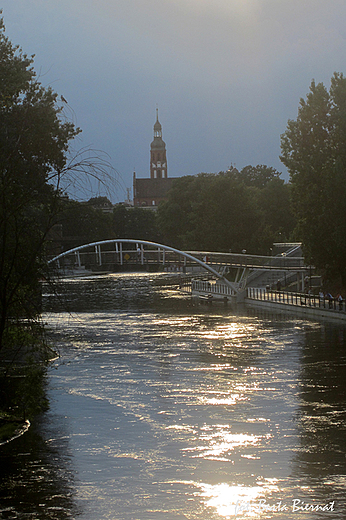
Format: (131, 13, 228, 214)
(291, 324, 346, 504)
(0, 414, 80, 519)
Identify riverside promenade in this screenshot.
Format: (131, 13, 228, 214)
(246, 287, 346, 322)
(181, 280, 346, 321)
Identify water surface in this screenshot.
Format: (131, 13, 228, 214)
(1, 273, 345, 519)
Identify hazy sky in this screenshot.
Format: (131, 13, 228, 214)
(2, 1, 346, 201)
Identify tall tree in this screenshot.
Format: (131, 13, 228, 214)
(157, 175, 204, 249)
(280, 73, 346, 285)
(257, 178, 296, 243)
(0, 14, 80, 350)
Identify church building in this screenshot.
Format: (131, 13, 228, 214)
(133, 110, 175, 209)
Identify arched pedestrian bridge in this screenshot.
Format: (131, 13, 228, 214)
(48, 239, 309, 296)
(49, 239, 239, 289)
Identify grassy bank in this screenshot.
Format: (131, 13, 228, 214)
(0, 321, 56, 444)
(0, 413, 30, 444)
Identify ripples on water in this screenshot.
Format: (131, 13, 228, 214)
(1, 273, 346, 519)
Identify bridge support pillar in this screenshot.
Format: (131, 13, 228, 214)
(235, 267, 241, 283)
(236, 290, 247, 303)
(136, 243, 144, 265)
(95, 245, 102, 266)
(75, 251, 81, 268)
(119, 243, 123, 265)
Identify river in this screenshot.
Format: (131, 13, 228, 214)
(0, 273, 346, 519)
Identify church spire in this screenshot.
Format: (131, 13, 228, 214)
(150, 108, 167, 179)
(153, 108, 162, 138)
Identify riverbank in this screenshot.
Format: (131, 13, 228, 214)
(0, 415, 30, 445)
(0, 321, 57, 447)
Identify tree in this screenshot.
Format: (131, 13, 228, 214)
(112, 205, 161, 242)
(157, 170, 292, 253)
(236, 164, 282, 188)
(257, 178, 296, 244)
(280, 73, 346, 286)
(187, 171, 261, 252)
(157, 174, 209, 249)
(58, 198, 115, 250)
(0, 14, 80, 351)
(87, 196, 113, 210)
(0, 14, 116, 427)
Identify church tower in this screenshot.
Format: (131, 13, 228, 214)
(150, 109, 167, 179)
(133, 109, 173, 208)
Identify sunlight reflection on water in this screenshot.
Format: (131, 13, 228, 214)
(197, 479, 284, 518)
(199, 482, 264, 518)
(182, 425, 269, 461)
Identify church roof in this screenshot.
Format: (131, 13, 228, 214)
(134, 178, 174, 198)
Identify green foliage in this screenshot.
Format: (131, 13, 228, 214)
(235, 164, 282, 188)
(0, 321, 53, 421)
(14, 362, 49, 420)
(58, 198, 115, 248)
(0, 419, 22, 443)
(54, 200, 161, 251)
(257, 178, 296, 243)
(280, 72, 346, 285)
(157, 175, 206, 249)
(87, 196, 113, 209)
(112, 205, 161, 242)
(0, 14, 80, 349)
(157, 169, 294, 253)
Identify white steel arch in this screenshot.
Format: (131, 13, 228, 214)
(48, 238, 239, 292)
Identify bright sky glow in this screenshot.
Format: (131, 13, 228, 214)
(2, 0, 346, 201)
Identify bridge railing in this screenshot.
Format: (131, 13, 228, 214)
(51, 246, 188, 269)
(187, 251, 306, 270)
(247, 287, 346, 312)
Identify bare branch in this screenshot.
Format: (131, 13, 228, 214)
(47, 146, 120, 201)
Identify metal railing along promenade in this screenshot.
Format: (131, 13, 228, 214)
(247, 287, 346, 312)
(192, 279, 235, 296)
(180, 279, 235, 297)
